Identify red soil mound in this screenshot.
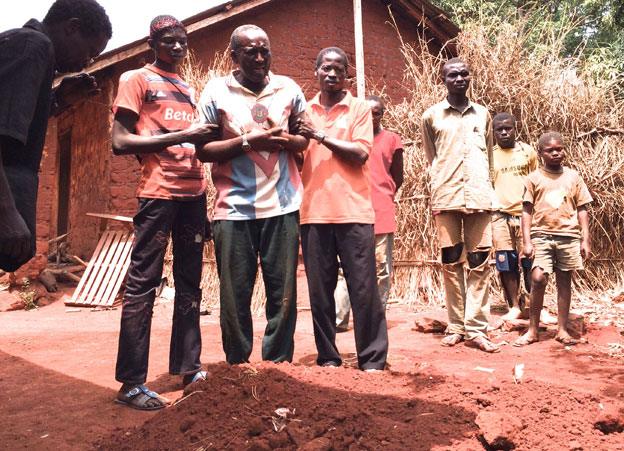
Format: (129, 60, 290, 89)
(96, 362, 624, 450)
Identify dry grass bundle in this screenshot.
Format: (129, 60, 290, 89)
(386, 16, 624, 310)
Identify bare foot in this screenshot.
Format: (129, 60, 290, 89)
(513, 331, 539, 347)
(501, 307, 523, 321)
(540, 310, 558, 325)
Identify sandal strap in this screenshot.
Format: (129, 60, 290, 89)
(125, 384, 159, 400)
(191, 370, 207, 383)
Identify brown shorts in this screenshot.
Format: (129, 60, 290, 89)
(492, 212, 523, 253)
(532, 233, 583, 274)
(434, 211, 492, 257)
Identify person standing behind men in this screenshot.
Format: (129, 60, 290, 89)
(195, 25, 308, 365)
(112, 15, 219, 410)
(491, 112, 557, 324)
(421, 57, 499, 353)
(0, 0, 112, 272)
(296, 47, 388, 371)
(335, 95, 403, 331)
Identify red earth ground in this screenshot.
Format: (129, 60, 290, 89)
(1, 270, 623, 450)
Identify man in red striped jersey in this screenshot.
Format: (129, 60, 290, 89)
(111, 15, 218, 410)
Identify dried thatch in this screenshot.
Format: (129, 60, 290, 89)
(386, 17, 624, 309)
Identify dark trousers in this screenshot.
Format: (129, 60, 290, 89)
(301, 223, 388, 370)
(0, 166, 37, 271)
(115, 196, 205, 385)
(213, 212, 299, 364)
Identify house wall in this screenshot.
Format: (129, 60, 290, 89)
(190, 0, 421, 99)
(22, 0, 435, 275)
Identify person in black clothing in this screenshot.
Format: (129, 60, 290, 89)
(0, 0, 112, 272)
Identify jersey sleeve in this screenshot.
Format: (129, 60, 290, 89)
(196, 79, 220, 125)
(112, 70, 145, 116)
(291, 84, 307, 116)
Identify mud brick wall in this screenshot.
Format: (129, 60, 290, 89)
(190, 0, 422, 100)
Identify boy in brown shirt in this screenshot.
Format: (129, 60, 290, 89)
(514, 132, 592, 346)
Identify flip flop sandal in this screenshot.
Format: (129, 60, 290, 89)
(555, 336, 580, 346)
(467, 336, 501, 353)
(512, 335, 539, 347)
(183, 370, 208, 386)
(115, 384, 168, 411)
(441, 333, 464, 347)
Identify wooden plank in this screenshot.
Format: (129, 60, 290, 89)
(395, 0, 450, 46)
(92, 233, 128, 305)
(86, 212, 133, 223)
(83, 231, 124, 305)
(353, 0, 366, 98)
(100, 234, 134, 307)
(74, 231, 120, 305)
(67, 230, 114, 305)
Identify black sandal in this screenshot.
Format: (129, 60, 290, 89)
(115, 384, 169, 411)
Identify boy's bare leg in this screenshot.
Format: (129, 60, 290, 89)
(514, 268, 547, 345)
(554, 270, 576, 343)
(500, 271, 522, 320)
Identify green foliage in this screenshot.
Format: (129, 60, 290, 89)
(436, 0, 624, 49)
(433, 0, 624, 94)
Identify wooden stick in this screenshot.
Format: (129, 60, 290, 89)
(48, 233, 69, 244)
(578, 127, 624, 138)
(86, 212, 133, 223)
(353, 0, 365, 98)
(69, 255, 88, 267)
(60, 272, 82, 283)
(48, 265, 85, 274)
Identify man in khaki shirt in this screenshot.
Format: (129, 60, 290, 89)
(421, 57, 499, 353)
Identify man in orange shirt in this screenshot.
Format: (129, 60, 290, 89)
(296, 47, 388, 371)
(111, 16, 218, 410)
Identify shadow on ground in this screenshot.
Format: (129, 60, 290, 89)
(96, 362, 478, 450)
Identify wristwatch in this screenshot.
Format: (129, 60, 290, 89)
(314, 131, 326, 144)
(241, 132, 251, 152)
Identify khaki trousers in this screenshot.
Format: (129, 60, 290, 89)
(435, 211, 492, 340)
(335, 233, 393, 329)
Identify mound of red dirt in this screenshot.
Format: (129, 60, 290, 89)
(96, 362, 624, 450)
